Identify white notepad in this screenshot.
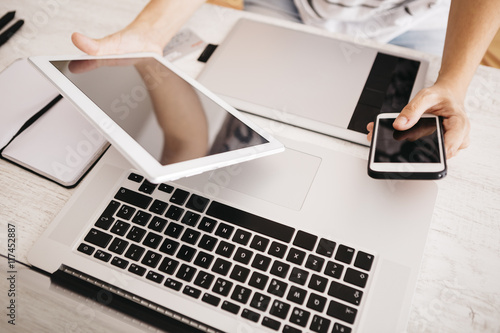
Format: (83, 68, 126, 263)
(0, 59, 108, 187)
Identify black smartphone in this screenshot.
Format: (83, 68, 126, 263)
(368, 113, 447, 180)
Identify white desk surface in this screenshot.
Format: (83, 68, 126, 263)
(1, 1, 499, 332)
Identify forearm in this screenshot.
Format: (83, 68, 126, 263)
(129, 0, 206, 48)
(436, 0, 500, 100)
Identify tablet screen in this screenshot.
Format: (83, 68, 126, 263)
(49, 58, 268, 166)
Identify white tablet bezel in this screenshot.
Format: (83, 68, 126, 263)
(29, 53, 284, 183)
(368, 113, 446, 173)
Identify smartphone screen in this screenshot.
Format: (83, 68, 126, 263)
(374, 117, 441, 163)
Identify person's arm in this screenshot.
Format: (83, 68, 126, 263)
(72, 0, 205, 55)
(388, 0, 500, 158)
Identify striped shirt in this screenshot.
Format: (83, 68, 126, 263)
(294, 0, 450, 42)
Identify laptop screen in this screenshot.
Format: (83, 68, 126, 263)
(50, 58, 268, 166)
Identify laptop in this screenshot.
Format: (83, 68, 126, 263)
(26, 41, 437, 333)
(197, 18, 429, 146)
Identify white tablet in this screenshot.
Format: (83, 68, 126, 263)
(29, 53, 284, 183)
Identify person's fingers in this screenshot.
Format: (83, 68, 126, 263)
(366, 122, 374, 142)
(71, 32, 100, 55)
(442, 115, 470, 158)
(393, 89, 437, 131)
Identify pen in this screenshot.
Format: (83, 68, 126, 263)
(0, 19, 24, 48)
(0, 11, 15, 31)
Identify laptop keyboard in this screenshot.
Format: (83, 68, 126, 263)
(76, 172, 376, 333)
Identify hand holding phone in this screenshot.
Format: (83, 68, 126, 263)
(368, 113, 447, 180)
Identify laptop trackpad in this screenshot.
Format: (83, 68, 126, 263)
(209, 148, 321, 210)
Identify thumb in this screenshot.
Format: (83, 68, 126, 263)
(393, 90, 435, 131)
(71, 32, 100, 55)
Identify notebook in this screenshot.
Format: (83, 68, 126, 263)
(27, 133, 437, 332)
(0, 59, 108, 187)
(197, 18, 429, 146)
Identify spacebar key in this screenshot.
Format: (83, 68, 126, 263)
(115, 187, 152, 209)
(206, 201, 295, 243)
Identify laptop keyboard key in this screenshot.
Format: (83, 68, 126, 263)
(198, 217, 217, 233)
(126, 226, 147, 242)
(111, 257, 128, 269)
(146, 271, 164, 284)
(158, 183, 174, 193)
(158, 258, 179, 275)
(94, 250, 111, 262)
(335, 245, 355, 264)
(310, 315, 331, 333)
(316, 238, 336, 257)
(293, 230, 317, 251)
(268, 241, 287, 259)
(283, 325, 302, 333)
(108, 238, 129, 255)
(115, 187, 152, 210)
(234, 247, 253, 265)
(328, 281, 363, 306)
(213, 278, 233, 296)
(344, 268, 369, 288)
(170, 188, 189, 205)
(287, 248, 306, 265)
(327, 300, 357, 324)
(194, 271, 215, 289)
(128, 263, 146, 276)
(148, 216, 168, 233)
(305, 254, 325, 272)
(216, 241, 235, 258)
(164, 222, 183, 238)
(354, 251, 375, 271)
(176, 264, 197, 282)
(270, 299, 290, 319)
(149, 199, 168, 215)
(268, 278, 288, 298)
(332, 322, 352, 333)
(139, 179, 157, 195)
(215, 223, 235, 239)
(127, 173, 143, 183)
(289, 267, 309, 285)
(262, 317, 281, 331)
(287, 286, 307, 305)
(231, 285, 252, 304)
(182, 211, 201, 227)
(181, 228, 201, 245)
(141, 250, 162, 268)
(248, 271, 269, 290)
(241, 308, 260, 323)
(84, 228, 112, 248)
(324, 261, 344, 279)
(125, 244, 145, 261)
(289, 307, 310, 327)
(221, 301, 240, 315)
(117, 205, 135, 220)
(176, 245, 196, 262)
(143, 232, 163, 249)
(212, 258, 232, 276)
(250, 235, 269, 252)
(251, 254, 271, 271)
(270, 260, 290, 278)
(95, 200, 119, 229)
(250, 292, 271, 312)
(165, 205, 184, 220)
(230, 265, 250, 283)
(202, 293, 220, 307)
(306, 293, 327, 312)
(232, 229, 251, 245)
(193, 251, 214, 269)
(183, 285, 202, 299)
(159, 238, 179, 255)
(77, 243, 95, 255)
(132, 210, 151, 226)
(164, 277, 182, 291)
(186, 194, 210, 213)
(199, 234, 218, 251)
(110, 220, 131, 236)
(308, 274, 328, 293)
